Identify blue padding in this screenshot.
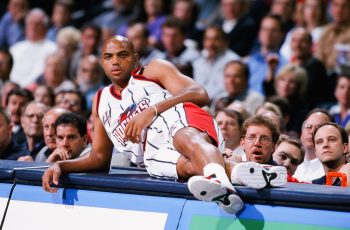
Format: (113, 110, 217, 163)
(14, 167, 350, 210)
(0, 183, 12, 198)
(0, 160, 48, 180)
(0, 168, 12, 180)
(11, 184, 185, 230)
(15, 168, 190, 196)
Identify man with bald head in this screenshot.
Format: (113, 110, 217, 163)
(10, 8, 57, 87)
(35, 107, 69, 162)
(42, 36, 287, 214)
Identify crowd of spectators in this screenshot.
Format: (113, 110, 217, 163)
(0, 0, 350, 186)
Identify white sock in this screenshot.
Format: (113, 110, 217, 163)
(203, 163, 235, 191)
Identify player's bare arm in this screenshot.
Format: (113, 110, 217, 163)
(42, 97, 114, 192)
(124, 59, 210, 143)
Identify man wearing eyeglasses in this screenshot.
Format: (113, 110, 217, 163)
(17, 101, 48, 161)
(240, 115, 280, 165)
(57, 90, 86, 116)
(294, 109, 333, 182)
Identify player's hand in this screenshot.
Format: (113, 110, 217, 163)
(42, 164, 62, 193)
(17, 155, 34, 162)
(124, 107, 156, 143)
(46, 148, 71, 163)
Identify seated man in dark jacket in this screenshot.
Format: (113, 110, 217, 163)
(312, 122, 350, 186)
(0, 107, 27, 160)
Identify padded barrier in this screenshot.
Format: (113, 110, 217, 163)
(0, 160, 350, 229)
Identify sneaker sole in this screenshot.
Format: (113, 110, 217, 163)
(188, 176, 227, 201)
(219, 194, 244, 214)
(234, 162, 287, 189)
(188, 176, 244, 214)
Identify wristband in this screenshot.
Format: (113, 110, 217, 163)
(151, 105, 158, 116)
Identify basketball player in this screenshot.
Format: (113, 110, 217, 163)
(42, 36, 287, 214)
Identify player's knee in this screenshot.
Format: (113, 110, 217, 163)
(174, 127, 211, 150)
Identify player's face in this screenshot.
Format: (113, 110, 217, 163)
(101, 39, 137, 86)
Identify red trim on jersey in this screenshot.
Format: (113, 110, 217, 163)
(183, 102, 219, 146)
(95, 88, 103, 114)
(131, 67, 165, 89)
(109, 85, 122, 100)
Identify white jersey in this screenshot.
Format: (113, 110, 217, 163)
(97, 67, 224, 178)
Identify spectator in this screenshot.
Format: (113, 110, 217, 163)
(10, 8, 57, 87)
(212, 60, 264, 115)
(288, 27, 332, 108)
(93, 0, 139, 36)
(193, 26, 240, 100)
(271, 63, 308, 133)
(0, 49, 13, 89)
(1, 81, 19, 108)
(281, 0, 328, 60)
(294, 108, 333, 182)
(240, 115, 280, 164)
(18, 101, 48, 161)
(35, 107, 69, 162)
(269, 0, 295, 33)
(56, 89, 87, 116)
(46, 112, 89, 163)
(70, 23, 102, 79)
(214, 0, 257, 56)
(126, 22, 164, 67)
(246, 14, 286, 95)
(0, 0, 28, 49)
(312, 122, 350, 186)
(255, 101, 287, 133)
(0, 107, 27, 160)
(161, 17, 200, 77)
(226, 101, 251, 121)
(172, 0, 202, 48)
(346, 123, 350, 162)
(329, 75, 350, 128)
(267, 95, 292, 132)
(32, 54, 77, 94)
(46, 0, 73, 41)
(56, 26, 81, 79)
(273, 134, 304, 175)
(142, 0, 167, 47)
(5, 88, 32, 144)
(214, 109, 244, 161)
(76, 55, 104, 110)
(33, 84, 55, 107)
(316, 0, 350, 74)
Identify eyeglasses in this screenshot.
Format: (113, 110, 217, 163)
(59, 99, 80, 107)
(24, 113, 44, 120)
(303, 123, 315, 130)
(244, 135, 272, 144)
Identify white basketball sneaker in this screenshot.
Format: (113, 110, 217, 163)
(187, 175, 244, 214)
(231, 162, 288, 189)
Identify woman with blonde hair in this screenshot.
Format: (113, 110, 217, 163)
(271, 63, 308, 133)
